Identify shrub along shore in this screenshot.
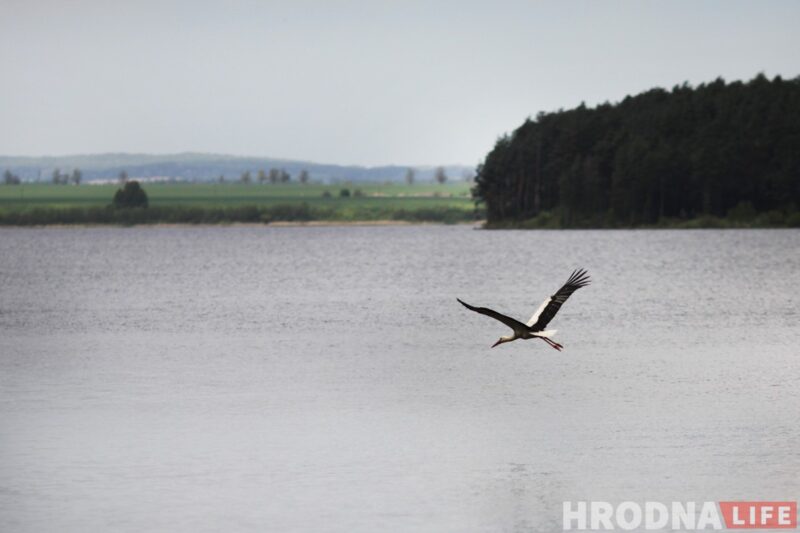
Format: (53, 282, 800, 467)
(483, 205, 800, 229)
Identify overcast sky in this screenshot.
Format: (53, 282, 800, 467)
(1, 0, 798, 166)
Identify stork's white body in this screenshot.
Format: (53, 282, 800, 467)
(493, 327, 558, 347)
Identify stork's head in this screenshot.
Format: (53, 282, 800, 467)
(491, 336, 513, 348)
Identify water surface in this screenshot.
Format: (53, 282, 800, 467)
(1, 226, 798, 532)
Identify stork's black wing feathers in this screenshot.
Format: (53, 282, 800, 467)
(457, 298, 529, 332)
(528, 268, 590, 332)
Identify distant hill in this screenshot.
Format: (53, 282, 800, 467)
(0, 152, 473, 184)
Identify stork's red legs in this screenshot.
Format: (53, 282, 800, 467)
(541, 337, 563, 351)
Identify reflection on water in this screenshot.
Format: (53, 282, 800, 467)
(1, 226, 798, 532)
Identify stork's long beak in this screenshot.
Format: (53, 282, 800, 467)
(491, 339, 502, 348)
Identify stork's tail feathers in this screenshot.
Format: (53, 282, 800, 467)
(535, 329, 557, 338)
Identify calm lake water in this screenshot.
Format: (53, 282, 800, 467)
(1, 226, 798, 532)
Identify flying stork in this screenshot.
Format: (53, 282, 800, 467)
(457, 269, 590, 351)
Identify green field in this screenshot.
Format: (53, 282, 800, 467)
(0, 182, 481, 225)
(0, 182, 473, 208)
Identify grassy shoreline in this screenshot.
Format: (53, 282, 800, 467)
(0, 204, 480, 226)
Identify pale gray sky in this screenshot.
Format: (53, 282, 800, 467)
(1, 0, 798, 166)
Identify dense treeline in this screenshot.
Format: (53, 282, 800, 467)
(474, 74, 800, 227)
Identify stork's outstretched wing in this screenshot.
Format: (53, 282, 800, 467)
(457, 298, 528, 333)
(527, 269, 590, 331)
